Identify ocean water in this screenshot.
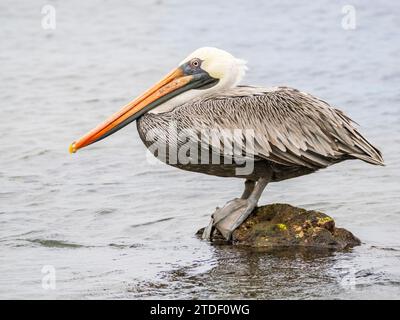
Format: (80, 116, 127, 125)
(1, 0, 399, 299)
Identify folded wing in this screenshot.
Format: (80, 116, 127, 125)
(174, 86, 384, 169)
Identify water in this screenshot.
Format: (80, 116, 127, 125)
(1, 0, 400, 299)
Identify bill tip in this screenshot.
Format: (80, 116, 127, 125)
(69, 142, 77, 154)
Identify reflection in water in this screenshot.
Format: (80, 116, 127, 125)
(129, 245, 341, 299)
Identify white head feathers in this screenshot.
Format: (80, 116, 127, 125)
(181, 47, 247, 87)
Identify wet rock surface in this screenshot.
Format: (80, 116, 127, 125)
(198, 203, 361, 250)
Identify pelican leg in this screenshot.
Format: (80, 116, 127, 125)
(202, 179, 254, 240)
(202, 178, 269, 241)
(240, 179, 256, 199)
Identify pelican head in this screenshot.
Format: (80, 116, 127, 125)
(69, 47, 247, 153)
(181, 47, 247, 89)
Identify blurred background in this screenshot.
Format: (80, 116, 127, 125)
(0, 0, 399, 299)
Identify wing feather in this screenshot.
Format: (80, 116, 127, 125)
(173, 86, 384, 169)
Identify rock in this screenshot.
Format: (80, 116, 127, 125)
(197, 203, 361, 250)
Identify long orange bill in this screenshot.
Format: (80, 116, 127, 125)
(69, 67, 194, 154)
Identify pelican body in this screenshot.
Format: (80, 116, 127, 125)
(70, 47, 384, 240)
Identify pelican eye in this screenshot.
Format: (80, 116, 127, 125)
(190, 58, 201, 68)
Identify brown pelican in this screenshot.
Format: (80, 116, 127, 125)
(69, 47, 384, 241)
